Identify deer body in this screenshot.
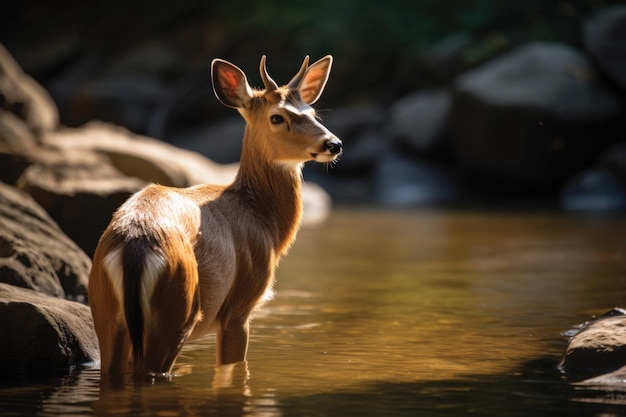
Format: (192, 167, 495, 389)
(88, 55, 341, 375)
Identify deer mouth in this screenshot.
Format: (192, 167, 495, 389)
(310, 138, 343, 162)
(311, 151, 342, 163)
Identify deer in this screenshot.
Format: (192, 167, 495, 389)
(88, 55, 342, 376)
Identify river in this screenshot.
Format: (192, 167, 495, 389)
(2, 209, 626, 416)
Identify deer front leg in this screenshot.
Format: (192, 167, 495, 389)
(216, 319, 250, 366)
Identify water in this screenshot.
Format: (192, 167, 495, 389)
(2, 209, 626, 416)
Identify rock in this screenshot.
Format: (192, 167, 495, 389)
(42, 122, 239, 188)
(374, 152, 460, 207)
(0, 182, 91, 300)
(17, 146, 147, 257)
(0, 112, 39, 185)
(450, 41, 622, 190)
(0, 43, 59, 135)
(0, 111, 38, 151)
(579, 364, 626, 386)
(559, 310, 626, 379)
(390, 89, 452, 156)
(560, 168, 626, 212)
(583, 5, 626, 92)
(0, 283, 98, 377)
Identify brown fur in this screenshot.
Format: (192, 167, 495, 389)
(88, 55, 341, 375)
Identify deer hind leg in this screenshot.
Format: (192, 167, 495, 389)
(216, 318, 250, 366)
(140, 246, 202, 375)
(90, 253, 133, 374)
(105, 326, 132, 374)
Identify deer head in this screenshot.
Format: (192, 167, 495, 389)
(212, 55, 342, 166)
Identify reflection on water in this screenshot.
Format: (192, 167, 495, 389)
(1, 209, 626, 416)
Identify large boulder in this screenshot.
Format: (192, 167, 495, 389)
(0, 182, 91, 300)
(584, 5, 626, 92)
(450, 41, 623, 191)
(17, 145, 147, 257)
(41, 122, 239, 188)
(0, 283, 98, 377)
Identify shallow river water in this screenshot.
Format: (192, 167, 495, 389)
(2, 209, 626, 416)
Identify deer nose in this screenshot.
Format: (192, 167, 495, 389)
(324, 138, 343, 155)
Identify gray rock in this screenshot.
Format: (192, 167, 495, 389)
(0, 283, 98, 376)
(584, 5, 626, 91)
(0, 182, 91, 300)
(390, 90, 452, 155)
(450, 41, 622, 189)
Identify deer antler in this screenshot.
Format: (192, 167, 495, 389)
(288, 56, 310, 89)
(260, 55, 278, 91)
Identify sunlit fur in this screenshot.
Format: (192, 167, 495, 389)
(88, 55, 341, 375)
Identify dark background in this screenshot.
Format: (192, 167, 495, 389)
(2, 0, 625, 209)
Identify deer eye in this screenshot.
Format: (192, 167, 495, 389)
(270, 114, 284, 124)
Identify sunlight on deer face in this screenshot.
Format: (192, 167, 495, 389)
(213, 55, 343, 167)
(252, 87, 339, 165)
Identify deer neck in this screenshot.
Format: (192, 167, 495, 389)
(229, 127, 303, 252)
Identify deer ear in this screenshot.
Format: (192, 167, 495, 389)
(212, 59, 254, 109)
(298, 55, 333, 105)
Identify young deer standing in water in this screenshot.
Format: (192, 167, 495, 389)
(88, 55, 342, 375)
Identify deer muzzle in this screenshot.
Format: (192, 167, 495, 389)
(324, 138, 343, 155)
